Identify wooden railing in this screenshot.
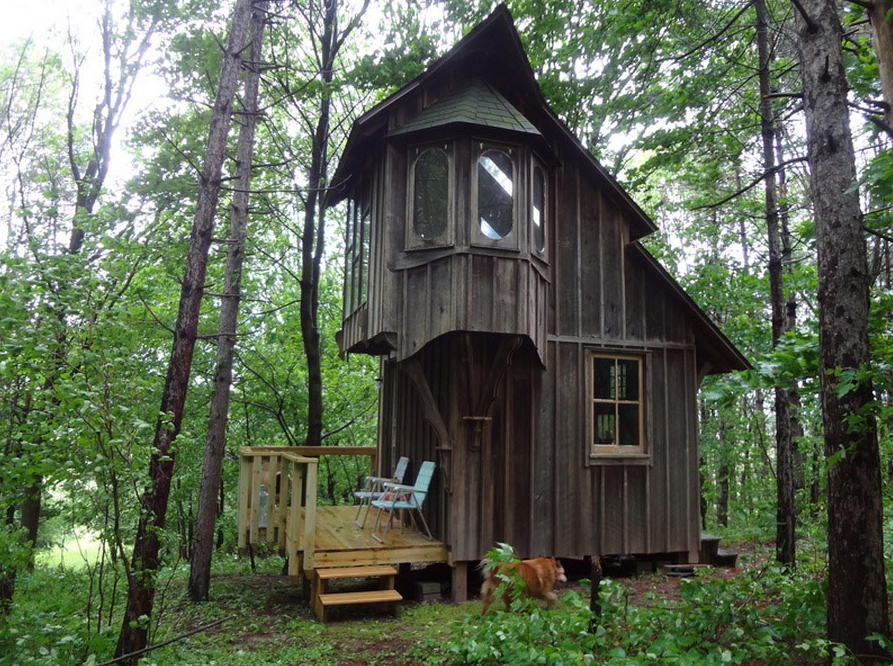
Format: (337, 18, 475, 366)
(236, 446, 377, 581)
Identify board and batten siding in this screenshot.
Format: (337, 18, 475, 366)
(533, 159, 701, 560)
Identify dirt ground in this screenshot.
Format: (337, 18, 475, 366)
(164, 541, 775, 665)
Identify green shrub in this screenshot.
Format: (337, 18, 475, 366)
(447, 558, 848, 666)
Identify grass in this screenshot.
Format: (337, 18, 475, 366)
(35, 528, 103, 569)
(4, 541, 842, 666)
(143, 560, 470, 666)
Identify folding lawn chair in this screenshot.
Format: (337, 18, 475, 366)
(370, 460, 435, 543)
(354, 455, 410, 528)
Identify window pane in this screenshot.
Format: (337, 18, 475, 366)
(617, 358, 639, 401)
(343, 200, 353, 317)
(478, 149, 513, 239)
(618, 404, 640, 447)
(413, 148, 449, 240)
(593, 403, 616, 445)
(593, 358, 615, 400)
(532, 165, 545, 252)
(360, 206, 370, 304)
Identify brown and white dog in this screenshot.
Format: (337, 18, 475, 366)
(479, 556, 567, 615)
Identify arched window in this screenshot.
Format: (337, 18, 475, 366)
(477, 149, 514, 240)
(531, 164, 546, 253)
(412, 148, 449, 241)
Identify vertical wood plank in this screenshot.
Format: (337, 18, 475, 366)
(687, 349, 700, 561)
(578, 342, 594, 549)
(622, 466, 629, 554)
(237, 453, 251, 553)
(663, 350, 671, 552)
(277, 456, 288, 552)
(289, 461, 304, 582)
(602, 196, 623, 338)
(265, 455, 278, 546)
(250, 455, 262, 546)
(303, 460, 318, 571)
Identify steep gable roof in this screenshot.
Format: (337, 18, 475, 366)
(388, 78, 540, 138)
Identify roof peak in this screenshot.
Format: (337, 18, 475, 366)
(388, 77, 541, 138)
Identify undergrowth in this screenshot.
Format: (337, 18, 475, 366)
(2, 544, 884, 666)
(447, 546, 854, 666)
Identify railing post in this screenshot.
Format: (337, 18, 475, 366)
(265, 454, 278, 547)
(249, 454, 262, 546)
(303, 459, 318, 572)
(288, 459, 304, 584)
(276, 455, 288, 552)
(237, 451, 251, 554)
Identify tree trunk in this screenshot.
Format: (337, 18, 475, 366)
(20, 477, 41, 571)
(756, 0, 796, 566)
(776, 125, 806, 494)
(792, 0, 890, 659)
(0, 506, 16, 614)
(189, 2, 266, 603)
(716, 418, 729, 528)
(299, 0, 338, 449)
(115, 0, 253, 658)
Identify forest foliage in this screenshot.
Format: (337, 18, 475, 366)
(1, 0, 892, 663)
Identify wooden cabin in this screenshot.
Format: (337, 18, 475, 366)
(328, 5, 749, 599)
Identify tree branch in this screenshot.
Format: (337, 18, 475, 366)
(95, 617, 231, 666)
(790, 0, 819, 31)
(668, 0, 756, 62)
(137, 290, 174, 335)
(691, 156, 808, 211)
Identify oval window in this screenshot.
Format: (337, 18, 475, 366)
(532, 165, 546, 252)
(478, 149, 513, 240)
(412, 148, 449, 240)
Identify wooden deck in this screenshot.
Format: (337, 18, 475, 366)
(237, 447, 449, 583)
(297, 506, 449, 570)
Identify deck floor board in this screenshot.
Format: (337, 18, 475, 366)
(295, 506, 449, 568)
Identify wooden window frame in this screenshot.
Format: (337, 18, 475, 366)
(344, 184, 372, 316)
(588, 352, 646, 457)
(406, 142, 454, 251)
(530, 155, 548, 257)
(471, 141, 520, 251)
(343, 198, 357, 317)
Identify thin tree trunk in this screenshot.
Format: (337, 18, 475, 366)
(776, 125, 806, 493)
(756, 0, 796, 567)
(792, 0, 890, 659)
(115, 0, 254, 658)
(716, 418, 729, 528)
(0, 506, 16, 613)
(189, 3, 266, 602)
(299, 0, 337, 449)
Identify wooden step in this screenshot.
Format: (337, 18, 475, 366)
(715, 549, 738, 568)
(316, 565, 397, 580)
(318, 589, 403, 607)
(661, 563, 710, 577)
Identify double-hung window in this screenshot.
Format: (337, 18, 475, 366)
(590, 354, 644, 455)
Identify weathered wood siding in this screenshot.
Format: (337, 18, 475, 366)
(376, 154, 701, 562)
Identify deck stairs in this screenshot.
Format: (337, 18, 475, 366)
(312, 565, 402, 623)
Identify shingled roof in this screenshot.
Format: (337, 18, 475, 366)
(388, 78, 541, 138)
